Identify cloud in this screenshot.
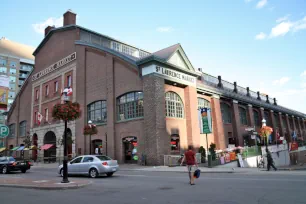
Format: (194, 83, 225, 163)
(273, 89, 306, 97)
(301, 70, 306, 77)
(256, 0, 267, 9)
(301, 83, 306, 88)
(32, 17, 63, 34)
(270, 22, 293, 37)
(272, 77, 290, 86)
(276, 14, 290, 23)
(156, 27, 173, 33)
(255, 32, 267, 40)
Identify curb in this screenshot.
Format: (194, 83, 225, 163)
(0, 181, 92, 190)
(119, 169, 235, 173)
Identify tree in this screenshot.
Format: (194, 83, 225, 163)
(198, 146, 206, 163)
(209, 143, 217, 161)
(23, 132, 32, 148)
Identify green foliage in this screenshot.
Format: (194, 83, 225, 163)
(22, 132, 32, 148)
(209, 143, 217, 161)
(198, 146, 206, 163)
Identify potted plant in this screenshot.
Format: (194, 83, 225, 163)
(198, 146, 206, 163)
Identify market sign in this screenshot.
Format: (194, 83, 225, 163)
(0, 124, 9, 138)
(32, 52, 76, 81)
(198, 108, 212, 134)
(142, 64, 196, 87)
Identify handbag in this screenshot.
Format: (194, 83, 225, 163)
(194, 169, 201, 179)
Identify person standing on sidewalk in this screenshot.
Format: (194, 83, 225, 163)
(180, 145, 198, 185)
(266, 149, 277, 171)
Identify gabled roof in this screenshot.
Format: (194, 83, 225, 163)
(137, 43, 195, 72)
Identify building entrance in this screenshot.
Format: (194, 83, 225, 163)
(122, 136, 138, 163)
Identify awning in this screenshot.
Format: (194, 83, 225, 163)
(17, 146, 25, 151)
(24, 145, 37, 151)
(40, 144, 54, 150)
(0, 147, 6, 153)
(11, 146, 20, 151)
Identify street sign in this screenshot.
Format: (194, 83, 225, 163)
(0, 124, 9, 138)
(245, 127, 254, 131)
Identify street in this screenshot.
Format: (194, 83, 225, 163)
(1, 167, 306, 204)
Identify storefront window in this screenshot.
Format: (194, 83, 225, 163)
(170, 134, 180, 152)
(165, 92, 184, 118)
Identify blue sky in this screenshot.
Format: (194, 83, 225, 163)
(1, 0, 306, 113)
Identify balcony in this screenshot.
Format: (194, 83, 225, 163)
(20, 66, 32, 72)
(18, 81, 25, 86)
(19, 73, 28, 79)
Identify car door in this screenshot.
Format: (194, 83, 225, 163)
(79, 156, 94, 174)
(68, 156, 83, 174)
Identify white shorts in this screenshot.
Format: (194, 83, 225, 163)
(187, 165, 196, 173)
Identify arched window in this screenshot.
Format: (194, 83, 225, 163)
(88, 101, 107, 124)
(165, 92, 184, 118)
(220, 102, 232, 124)
(239, 107, 248, 126)
(9, 124, 15, 138)
(117, 92, 144, 121)
(253, 110, 260, 127)
(19, 121, 27, 137)
(197, 98, 210, 109)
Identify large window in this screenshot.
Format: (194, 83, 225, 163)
(67, 75, 72, 87)
(0, 67, 7, 73)
(282, 116, 288, 129)
(88, 101, 107, 124)
(0, 59, 7, 66)
(10, 68, 16, 75)
(239, 107, 248, 126)
(165, 92, 184, 118)
(9, 91, 15, 98)
(9, 124, 15, 138)
(264, 112, 271, 126)
(54, 81, 59, 93)
(253, 110, 260, 127)
(274, 113, 280, 128)
(197, 98, 210, 109)
(9, 83, 15, 91)
(19, 121, 26, 137)
(221, 102, 232, 124)
(117, 92, 144, 121)
(9, 76, 16, 83)
(10, 61, 17, 67)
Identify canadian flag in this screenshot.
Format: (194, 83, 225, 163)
(61, 87, 73, 96)
(37, 112, 43, 125)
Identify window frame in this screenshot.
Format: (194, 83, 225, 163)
(67, 75, 72, 87)
(197, 97, 211, 109)
(35, 90, 39, 100)
(165, 92, 184, 119)
(45, 108, 49, 122)
(45, 85, 49, 96)
(19, 121, 26, 137)
(87, 100, 107, 124)
(117, 92, 144, 121)
(220, 102, 232, 124)
(0, 67, 7, 74)
(9, 124, 16, 138)
(239, 107, 248, 126)
(54, 81, 58, 93)
(253, 110, 260, 127)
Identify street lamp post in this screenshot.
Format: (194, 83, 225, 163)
(62, 92, 70, 183)
(88, 120, 93, 155)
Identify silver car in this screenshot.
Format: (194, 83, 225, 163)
(58, 155, 119, 178)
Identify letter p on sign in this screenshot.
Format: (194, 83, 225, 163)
(0, 125, 9, 138)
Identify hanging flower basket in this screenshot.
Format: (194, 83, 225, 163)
(259, 126, 273, 143)
(83, 125, 98, 135)
(52, 102, 81, 121)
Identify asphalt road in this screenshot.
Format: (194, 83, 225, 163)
(1, 167, 306, 204)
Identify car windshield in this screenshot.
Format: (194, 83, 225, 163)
(9, 157, 15, 162)
(96, 156, 112, 161)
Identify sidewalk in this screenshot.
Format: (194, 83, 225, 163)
(277, 165, 306, 171)
(0, 177, 92, 190)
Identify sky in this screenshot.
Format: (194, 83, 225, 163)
(1, 0, 306, 113)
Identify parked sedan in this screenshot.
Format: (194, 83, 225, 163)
(0, 156, 31, 174)
(58, 155, 119, 178)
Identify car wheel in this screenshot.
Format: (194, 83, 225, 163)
(21, 169, 27, 173)
(2, 166, 8, 174)
(106, 172, 113, 177)
(89, 168, 98, 178)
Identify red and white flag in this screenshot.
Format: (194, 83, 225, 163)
(37, 112, 43, 125)
(61, 87, 73, 96)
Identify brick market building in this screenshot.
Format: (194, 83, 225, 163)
(5, 10, 306, 165)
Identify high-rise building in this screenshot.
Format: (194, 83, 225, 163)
(0, 37, 35, 110)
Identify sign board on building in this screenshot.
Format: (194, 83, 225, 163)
(142, 65, 196, 87)
(198, 108, 212, 134)
(0, 124, 9, 138)
(32, 52, 76, 81)
(0, 88, 8, 105)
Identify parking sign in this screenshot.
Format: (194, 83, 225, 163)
(0, 124, 9, 138)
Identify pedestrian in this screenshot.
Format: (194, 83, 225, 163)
(180, 145, 198, 185)
(266, 149, 277, 171)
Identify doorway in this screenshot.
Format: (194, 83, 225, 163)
(122, 136, 138, 163)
